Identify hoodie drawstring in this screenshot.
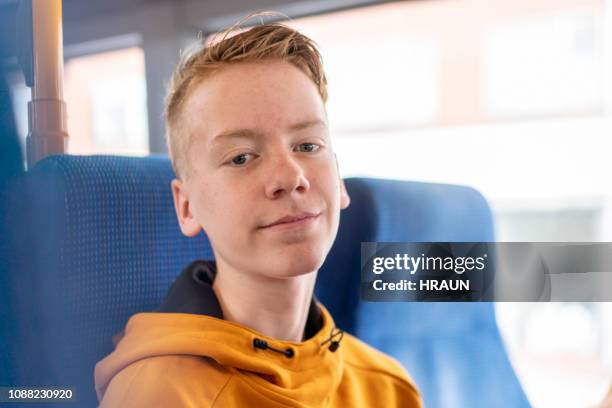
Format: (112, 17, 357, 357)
(320, 328, 344, 352)
(253, 338, 295, 358)
(252, 328, 344, 358)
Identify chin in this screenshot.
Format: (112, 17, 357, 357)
(269, 247, 327, 278)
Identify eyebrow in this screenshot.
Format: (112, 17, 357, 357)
(209, 119, 326, 148)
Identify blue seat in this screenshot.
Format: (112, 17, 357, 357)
(328, 179, 530, 408)
(7, 155, 530, 408)
(0, 75, 24, 389)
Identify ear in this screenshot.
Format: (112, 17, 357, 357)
(334, 153, 351, 210)
(171, 178, 203, 237)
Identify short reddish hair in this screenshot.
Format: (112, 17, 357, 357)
(164, 21, 328, 179)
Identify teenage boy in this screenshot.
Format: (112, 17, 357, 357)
(95, 21, 422, 407)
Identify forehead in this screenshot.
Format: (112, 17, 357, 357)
(182, 60, 327, 146)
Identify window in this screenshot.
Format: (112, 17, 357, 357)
(64, 47, 149, 155)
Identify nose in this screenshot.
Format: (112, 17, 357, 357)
(264, 152, 310, 199)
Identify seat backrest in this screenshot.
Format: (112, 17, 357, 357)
(8, 155, 529, 408)
(337, 179, 530, 408)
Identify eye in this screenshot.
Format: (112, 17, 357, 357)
(296, 143, 319, 153)
(229, 153, 252, 166)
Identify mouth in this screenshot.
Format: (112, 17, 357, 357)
(260, 212, 321, 230)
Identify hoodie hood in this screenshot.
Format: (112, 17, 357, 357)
(95, 260, 345, 406)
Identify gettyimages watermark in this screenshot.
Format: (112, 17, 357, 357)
(361, 242, 612, 301)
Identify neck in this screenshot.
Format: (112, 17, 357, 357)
(212, 259, 317, 342)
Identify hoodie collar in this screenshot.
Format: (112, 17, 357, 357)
(158, 260, 324, 341)
(97, 260, 344, 406)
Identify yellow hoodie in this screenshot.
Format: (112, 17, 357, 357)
(95, 261, 422, 407)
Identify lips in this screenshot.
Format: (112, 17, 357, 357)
(261, 212, 320, 228)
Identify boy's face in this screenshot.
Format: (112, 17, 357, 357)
(172, 60, 350, 279)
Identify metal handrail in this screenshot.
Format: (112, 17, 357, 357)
(18, 0, 68, 168)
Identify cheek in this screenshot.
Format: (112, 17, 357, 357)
(193, 179, 254, 233)
(189, 181, 222, 229)
(314, 162, 341, 205)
